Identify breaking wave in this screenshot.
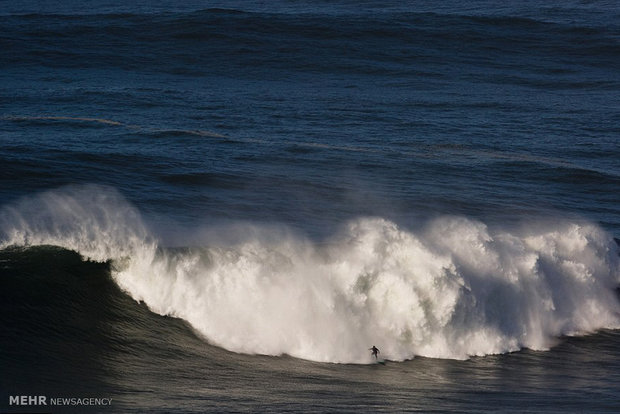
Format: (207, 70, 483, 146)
(1, 185, 619, 363)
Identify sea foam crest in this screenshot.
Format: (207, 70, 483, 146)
(2, 185, 619, 363)
(0, 185, 155, 263)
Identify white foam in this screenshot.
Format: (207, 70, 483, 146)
(2, 185, 619, 363)
(0, 185, 154, 261)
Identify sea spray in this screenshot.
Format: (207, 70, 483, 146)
(0, 185, 153, 262)
(2, 185, 619, 363)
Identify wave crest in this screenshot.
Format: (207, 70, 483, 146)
(2, 185, 619, 363)
(0, 184, 153, 261)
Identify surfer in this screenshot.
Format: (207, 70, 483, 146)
(370, 345, 380, 359)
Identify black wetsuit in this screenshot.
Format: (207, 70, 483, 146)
(370, 346, 379, 359)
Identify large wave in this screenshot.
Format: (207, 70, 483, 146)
(2, 185, 619, 363)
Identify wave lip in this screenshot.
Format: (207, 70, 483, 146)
(0, 184, 153, 262)
(2, 185, 619, 364)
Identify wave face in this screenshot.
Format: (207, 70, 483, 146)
(2, 185, 619, 363)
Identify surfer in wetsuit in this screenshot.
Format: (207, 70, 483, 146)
(370, 345, 380, 359)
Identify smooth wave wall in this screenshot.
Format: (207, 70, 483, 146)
(2, 185, 619, 363)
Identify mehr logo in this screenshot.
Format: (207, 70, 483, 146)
(9, 395, 47, 405)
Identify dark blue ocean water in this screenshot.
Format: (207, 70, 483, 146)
(1, 1, 620, 412)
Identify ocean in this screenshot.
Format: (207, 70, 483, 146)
(1, 0, 620, 412)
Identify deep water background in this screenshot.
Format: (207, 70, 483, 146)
(2, 0, 619, 237)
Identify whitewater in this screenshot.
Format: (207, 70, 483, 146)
(2, 185, 618, 364)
